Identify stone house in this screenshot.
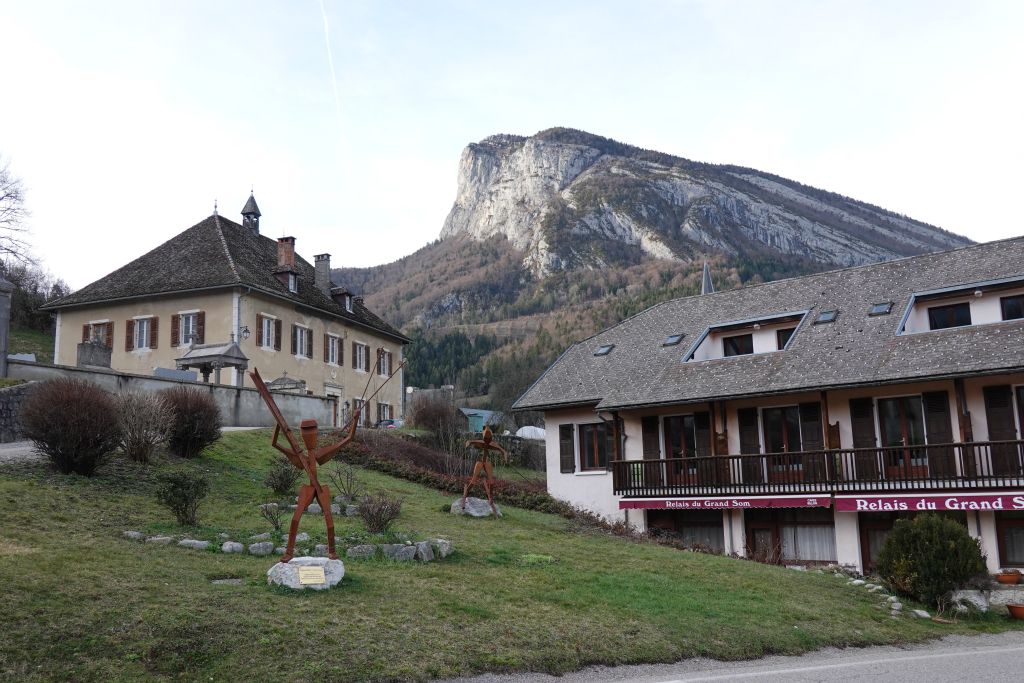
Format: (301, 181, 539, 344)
(514, 237, 1024, 574)
(42, 195, 408, 427)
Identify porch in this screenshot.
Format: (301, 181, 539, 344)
(612, 440, 1024, 497)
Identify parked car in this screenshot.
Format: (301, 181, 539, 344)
(374, 419, 403, 429)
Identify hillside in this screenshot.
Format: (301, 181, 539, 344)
(336, 128, 971, 418)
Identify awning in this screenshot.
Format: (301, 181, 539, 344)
(835, 492, 1024, 512)
(620, 495, 830, 511)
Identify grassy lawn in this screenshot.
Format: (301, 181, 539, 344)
(8, 327, 55, 364)
(1, 431, 1020, 681)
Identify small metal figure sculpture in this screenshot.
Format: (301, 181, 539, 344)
(460, 425, 509, 516)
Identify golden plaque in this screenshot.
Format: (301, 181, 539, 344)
(297, 566, 327, 585)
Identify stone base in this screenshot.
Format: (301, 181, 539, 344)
(267, 557, 345, 591)
(451, 497, 502, 518)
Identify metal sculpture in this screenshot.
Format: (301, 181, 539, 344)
(459, 425, 509, 516)
(251, 348, 403, 563)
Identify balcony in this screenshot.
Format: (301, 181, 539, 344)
(612, 441, 1024, 498)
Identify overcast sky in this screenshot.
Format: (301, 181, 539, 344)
(1, 1, 1021, 289)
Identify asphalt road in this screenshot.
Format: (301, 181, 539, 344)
(448, 632, 1024, 683)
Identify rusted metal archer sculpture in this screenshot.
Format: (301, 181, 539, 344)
(251, 348, 403, 563)
(459, 425, 509, 516)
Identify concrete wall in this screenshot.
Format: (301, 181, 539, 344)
(0, 381, 34, 442)
(7, 360, 335, 429)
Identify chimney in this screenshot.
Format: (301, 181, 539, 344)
(277, 237, 296, 270)
(314, 254, 331, 294)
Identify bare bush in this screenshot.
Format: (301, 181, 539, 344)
(325, 461, 365, 502)
(358, 491, 403, 534)
(159, 386, 222, 458)
(409, 393, 467, 458)
(115, 390, 171, 463)
(264, 455, 301, 495)
(259, 502, 284, 534)
(20, 377, 122, 476)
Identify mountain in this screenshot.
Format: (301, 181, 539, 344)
(336, 128, 971, 419)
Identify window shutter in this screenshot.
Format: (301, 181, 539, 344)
(694, 411, 712, 458)
(352, 342, 357, 369)
(291, 325, 297, 355)
(196, 311, 205, 344)
(738, 407, 763, 484)
(799, 402, 826, 479)
(984, 385, 1019, 476)
(306, 329, 313, 358)
(104, 322, 113, 349)
(849, 397, 879, 480)
(256, 314, 264, 347)
(376, 402, 381, 424)
(923, 391, 955, 476)
(82, 324, 89, 343)
(149, 317, 159, 349)
(365, 346, 372, 372)
(125, 320, 135, 351)
(559, 424, 576, 473)
(641, 416, 660, 459)
(170, 314, 180, 348)
(323, 334, 329, 362)
(339, 340, 343, 366)
(274, 319, 282, 351)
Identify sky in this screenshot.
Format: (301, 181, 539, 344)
(0, 1, 1021, 289)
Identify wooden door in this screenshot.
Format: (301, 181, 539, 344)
(984, 386, 1021, 476)
(878, 396, 928, 478)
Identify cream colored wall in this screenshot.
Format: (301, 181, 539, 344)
(543, 406, 624, 523)
(962, 373, 1024, 442)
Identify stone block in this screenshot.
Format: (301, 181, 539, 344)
(380, 544, 416, 561)
(178, 539, 210, 550)
(450, 497, 501, 518)
(346, 544, 377, 560)
(146, 536, 173, 545)
(123, 531, 145, 541)
(430, 538, 454, 559)
(248, 542, 274, 556)
(267, 557, 344, 591)
(221, 541, 244, 553)
(414, 541, 434, 562)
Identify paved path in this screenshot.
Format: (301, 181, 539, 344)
(448, 632, 1024, 683)
(0, 440, 39, 465)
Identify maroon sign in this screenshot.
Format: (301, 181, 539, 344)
(620, 496, 830, 510)
(835, 493, 1024, 512)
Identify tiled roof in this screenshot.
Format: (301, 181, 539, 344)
(514, 236, 1024, 411)
(43, 214, 408, 342)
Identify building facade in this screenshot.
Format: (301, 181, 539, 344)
(515, 238, 1024, 574)
(43, 196, 408, 427)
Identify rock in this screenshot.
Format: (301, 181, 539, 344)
(218, 533, 231, 540)
(380, 544, 417, 562)
(415, 541, 435, 562)
(211, 578, 243, 585)
(890, 609, 902, 617)
(313, 544, 329, 557)
(785, 565, 806, 571)
(146, 536, 173, 545)
(450, 497, 502, 518)
(178, 539, 210, 550)
(267, 557, 344, 591)
(250, 532, 271, 541)
(295, 532, 310, 543)
(887, 595, 899, 603)
(308, 503, 322, 515)
(869, 585, 886, 593)
(911, 609, 930, 619)
(221, 541, 244, 553)
(248, 542, 274, 556)
(275, 546, 286, 555)
(430, 538, 454, 559)
(951, 589, 988, 613)
(848, 579, 865, 586)
(890, 602, 903, 611)
(864, 583, 876, 589)
(345, 505, 358, 517)
(123, 531, 145, 541)
(330, 504, 341, 515)
(346, 544, 377, 560)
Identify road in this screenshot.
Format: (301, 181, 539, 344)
(448, 632, 1024, 683)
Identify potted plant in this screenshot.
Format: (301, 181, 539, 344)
(995, 569, 1022, 585)
(1007, 604, 1024, 620)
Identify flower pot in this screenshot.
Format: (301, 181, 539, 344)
(1007, 604, 1024, 620)
(996, 571, 1022, 585)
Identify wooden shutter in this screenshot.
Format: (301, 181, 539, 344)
(323, 334, 330, 362)
(799, 402, 826, 479)
(306, 329, 313, 358)
(738, 407, 763, 484)
(559, 424, 576, 473)
(352, 341, 357, 369)
(694, 411, 718, 484)
(338, 340, 343, 366)
(149, 317, 159, 349)
(274, 319, 282, 351)
(850, 398, 879, 480)
(694, 412, 712, 457)
(365, 346, 372, 372)
(984, 385, 1019, 475)
(104, 322, 113, 349)
(290, 325, 297, 355)
(125, 320, 135, 351)
(196, 311, 205, 344)
(922, 391, 955, 476)
(641, 416, 660, 459)
(82, 324, 89, 343)
(376, 402, 381, 424)
(171, 314, 180, 347)
(256, 314, 264, 346)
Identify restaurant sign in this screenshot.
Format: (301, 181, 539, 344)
(835, 493, 1024, 512)
(620, 496, 830, 510)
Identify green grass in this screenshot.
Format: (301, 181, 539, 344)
(8, 326, 55, 364)
(0, 431, 1019, 681)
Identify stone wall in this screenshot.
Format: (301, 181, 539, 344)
(6, 360, 337, 431)
(0, 381, 34, 442)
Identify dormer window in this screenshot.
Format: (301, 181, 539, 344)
(928, 302, 971, 330)
(723, 334, 753, 357)
(287, 273, 298, 293)
(776, 327, 795, 349)
(684, 311, 807, 362)
(594, 344, 615, 356)
(1000, 295, 1023, 321)
(344, 294, 353, 313)
(899, 275, 1024, 334)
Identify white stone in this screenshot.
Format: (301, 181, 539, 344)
(951, 589, 989, 612)
(146, 536, 173, 545)
(275, 546, 286, 555)
(123, 531, 145, 541)
(345, 505, 358, 517)
(415, 541, 435, 562)
(295, 532, 310, 543)
(221, 541, 244, 553)
(430, 538, 454, 559)
(250, 532, 271, 541)
(911, 609, 931, 619)
(848, 579, 865, 586)
(210, 578, 243, 586)
(890, 602, 903, 611)
(380, 544, 416, 561)
(248, 542, 274, 556)
(308, 503, 322, 515)
(313, 544, 329, 557)
(267, 557, 344, 591)
(178, 539, 210, 550)
(451, 497, 502, 518)
(890, 609, 902, 617)
(346, 544, 376, 559)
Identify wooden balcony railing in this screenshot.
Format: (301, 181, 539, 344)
(612, 440, 1024, 497)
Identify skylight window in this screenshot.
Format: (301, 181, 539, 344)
(814, 310, 839, 324)
(869, 302, 893, 316)
(594, 344, 615, 356)
(662, 333, 685, 346)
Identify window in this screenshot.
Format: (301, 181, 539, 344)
(256, 314, 281, 350)
(377, 403, 391, 423)
(171, 311, 204, 347)
(135, 318, 151, 349)
(292, 325, 312, 358)
(927, 302, 971, 330)
(287, 273, 297, 293)
(776, 327, 795, 350)
(125, 317, 157, 351)
(353, 342, 370, 372)
(344, 294, 353, 313)
(869, 302, 893, 316)
(353, 398, 369, 427)
(578, 422, 613, 471)
(723, 333, 753, 357)
(814, 310, 838, 324)
(663, 333, 685, 346)
(180, 313, 197, 344)
(762, 406, 802, 454)
(83, 321, 113, 349)
(379, 350, 392, 376)
(1001, 295, 1024, 321)
(325, 334, 341, 365)
(594, 344, 615, 356)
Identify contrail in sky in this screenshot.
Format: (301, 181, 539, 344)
(318, 0, 345, 144)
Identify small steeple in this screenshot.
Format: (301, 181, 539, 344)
(241, 192, 261, 234)
(701, 259, 715, 295)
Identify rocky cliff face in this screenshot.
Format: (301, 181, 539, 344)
(441, 128, 970, 276)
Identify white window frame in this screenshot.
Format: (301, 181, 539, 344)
(288, 273, 298, 293)
(379, 350, 391, 376)
(327, 334, 341, 365)
(355, 342, 369, 373)
(379, 403, 391, 422)
(133, 316, 152, 350)
(179, 312, 198, 345)
(87, 319, 111, 346)
(294, 324, 311, 358)
(261, 315, 277, 350)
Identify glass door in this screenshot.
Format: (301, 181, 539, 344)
(763, 406, 803, 481)
(664, 415, 698, 484)
(877, 396, 928, 478)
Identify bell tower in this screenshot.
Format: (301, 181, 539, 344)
(241, 192, 261, 234)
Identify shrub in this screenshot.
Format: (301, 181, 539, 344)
(358, 491, 403, 533)
(264, 455, 302, 495)
(20, 377, 122, 476)
(876, 513, 987, 609)
(259, 502, 284, 534)
(324, 461, 365, 502)
(155, 471, 209, 526)
(115, 390, 172, 463)
(159, 386, 222, 458)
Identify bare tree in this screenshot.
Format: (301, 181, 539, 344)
(0, 156, 32, 264)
